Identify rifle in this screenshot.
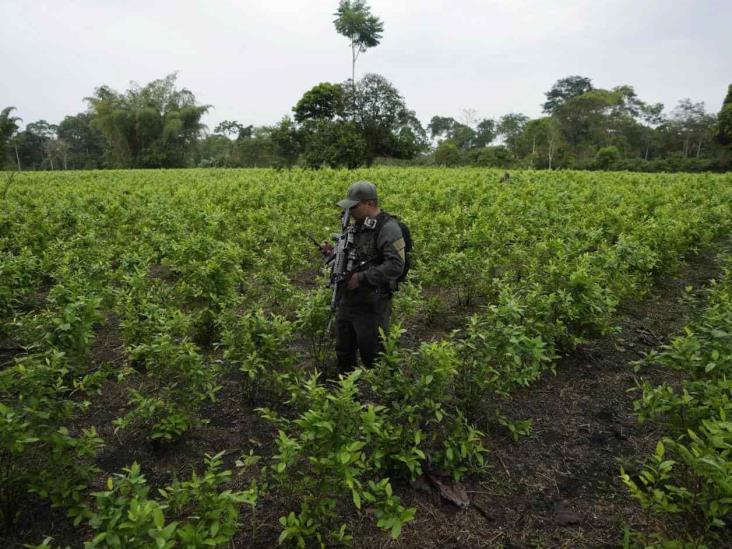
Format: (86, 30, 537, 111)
(307, 209, 373, 313)
(328, 208, 356, 311)
(304, 233, 331, 259)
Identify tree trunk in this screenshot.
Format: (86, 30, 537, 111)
(14, 145, 21, 170)
(696, 142, 702, 158)
(352, 39, 356, 84)
(548, 139, 554, 170)
(644, 144, 649, 161)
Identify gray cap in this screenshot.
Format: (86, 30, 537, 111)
(337, 180, 378, 209)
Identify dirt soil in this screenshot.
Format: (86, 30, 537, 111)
(354, 249, 723, 549)
(3, 247, 724, 548)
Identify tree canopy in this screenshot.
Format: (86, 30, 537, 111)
(543, 75, 594, 114)
(292, 73, 426, 168)
(333, 0, 384, 83)
(56, 113, 106, 169)
(3, 74, 730, 173)
(715, 84, 732, 147)
(0, 107, 21, 168)
(293, 82, 346, 123)
(86, 73, 209, 168)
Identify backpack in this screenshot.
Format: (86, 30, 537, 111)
(374, 212, 412, 287)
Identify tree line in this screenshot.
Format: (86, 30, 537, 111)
(2, 0, 730, 173)
(428, 76, 732, 172)
(2, 73, 731, 172)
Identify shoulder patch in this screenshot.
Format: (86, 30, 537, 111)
(392, 237, 406, 260)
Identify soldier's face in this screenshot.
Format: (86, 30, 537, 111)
(349, 201, 368, 220)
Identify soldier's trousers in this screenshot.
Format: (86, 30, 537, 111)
(335, 293, 392, 371)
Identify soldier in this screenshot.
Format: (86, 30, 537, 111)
(330, 180, 406, 371)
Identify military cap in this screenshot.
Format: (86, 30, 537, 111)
(337, 180, 378, 209)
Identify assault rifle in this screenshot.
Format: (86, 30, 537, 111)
(307, 209, 373, 312)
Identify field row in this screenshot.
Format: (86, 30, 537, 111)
(1, 168, 732, 546)
(624, 254, 732, 547)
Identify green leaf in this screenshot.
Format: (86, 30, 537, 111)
(655, 440, 665, 458)
(153, 507, 165, 529)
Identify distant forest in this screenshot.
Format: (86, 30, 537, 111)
(2, 73, 732, 172)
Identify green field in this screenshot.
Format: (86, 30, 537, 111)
(2, 168, 732, 547)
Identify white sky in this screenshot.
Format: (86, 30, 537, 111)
(1, 0, 730, 131)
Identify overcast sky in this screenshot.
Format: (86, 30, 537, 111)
(2, 0, 730, 131)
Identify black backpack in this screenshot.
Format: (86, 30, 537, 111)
(375, 212, 412, 286)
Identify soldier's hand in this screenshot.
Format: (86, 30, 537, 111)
(320, 242, 334, 256)
(347, 273, 359, 290)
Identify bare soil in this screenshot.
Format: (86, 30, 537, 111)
(356, 248, 723, 549)
(3, 246, 724, 548)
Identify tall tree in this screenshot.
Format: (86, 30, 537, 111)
(45, 138, 71, 170)
(671, 99, 715, 158)
(434, 140, 461, 166)
(293, 82, 354, 167)
(497, 113, 529, 156)
(344, 73, 427, 163)
(14, 120, 58, 170)
(516, 118, 551, 165)
(459, 108, 479, 127)
(553, 90, 619, 165)
(428, 116, 495, 149)
(715, 84, 732, 147)
(603, 85, 665, 159)
(57, 112, 107, 168)
(427, 116, 457, 140)
(214, 120, 252, 140)
(86, 73, 209, 168)
(474, 119, 497, 147)
(333, 0, 384, 84)
(543, 75, 594, 114)
(0, 107, 22, 169)
(293, 74, 425, 167)
(270, 117, 301, 168)
(449, 124, 477, 150)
